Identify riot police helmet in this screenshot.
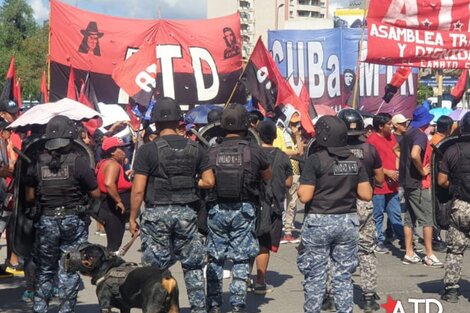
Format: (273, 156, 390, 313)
(337, 108, 365, 136)
(44, 115, 78, 151)
(151, 97, 182, 123)
(221, 103, 249, 132)
(207, 108, 223, 124)
(315, 116, 348, 148)
(460, 111, 470, 135)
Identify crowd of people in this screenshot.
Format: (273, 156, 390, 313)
(0, 97, 469, 313)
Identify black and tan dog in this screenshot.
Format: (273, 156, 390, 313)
(64, 243, 179, 313)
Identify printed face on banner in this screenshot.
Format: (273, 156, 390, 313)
(367, 0, 470, 68)
(268, 28, 418, 117)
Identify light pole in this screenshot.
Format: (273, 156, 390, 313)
(275, 1, 285, 30)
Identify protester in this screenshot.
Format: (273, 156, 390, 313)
(297, 115, 372, 313)
(398, 106, 443, 267)
(391, 113, 409, 143)
(437, 111, 470, 303)
(249, 120, 292, 294)
(364, 117, 374, 138)
(24, 115, 100, 313)
(367, 113, 405, 253)
(206, 103, 271, 313)
(129, 97, 214, 313)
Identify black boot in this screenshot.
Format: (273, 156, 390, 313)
(363, 293, 381, 312)
(441, 287, 460, 303)
(321, 295, 336, 311)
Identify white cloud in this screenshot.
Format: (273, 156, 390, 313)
(29, 0, 49, 21)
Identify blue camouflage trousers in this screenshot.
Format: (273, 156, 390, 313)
(206, 202, 259, 309)
(140, 205, 206, 313)
(297, 213, 359, 313)
(33, 215, 88, 313)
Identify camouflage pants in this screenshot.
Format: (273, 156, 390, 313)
(206, 202, 259, 309)
(357, 199, 378, 295)
(444, 199, 470, 289)
(297, 213, 359, 313)
(140, 205, 206, 313)
(33, 215, 88, 313)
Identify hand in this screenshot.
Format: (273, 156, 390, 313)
(129, 219, 140, 236)
(116, 201, 126, 214)
(384, 169, 399, 182)
(0, 166, 13, 178)
(291, 124, 300, 135)
(422, 164, 431, 176)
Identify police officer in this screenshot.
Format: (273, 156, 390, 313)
(206, 103, 271, 313)
(339, 109, 384, 312)
(297, 116, 372, 313)
(437, 111, 470, 303)
(129, 97, 214, 313)
(24, 115, 100, 313)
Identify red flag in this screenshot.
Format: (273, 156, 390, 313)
(79, 78, 102, 135)
(451, 70, 468, 108)
(125, 104, 140, 130)
(0, 56, 19, 106)
(241, 37, 285, 113)
(40, 71, 49, 103)
(383, 67, 412, 103)
(67, 66, 77, 100)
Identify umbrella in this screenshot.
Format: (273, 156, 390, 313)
(449, 109, 469, 121)
(97, 102, 132, 139)
(184, 105, 223, 125)
(8, 98, 101, 131)
(430, 107, 452, 123)
(313, 104, 336, 117)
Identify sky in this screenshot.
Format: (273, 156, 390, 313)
(20, 0, 351, 21)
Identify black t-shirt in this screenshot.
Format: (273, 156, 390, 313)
(439, 144, 461, 175)
(300, 150, 369, 214)
(348, 139, 382, 183)
(133, 135, 211, 203)
(399, 127, 427, 189)
(261, 147, 292, 214)
(25, 155, 98, 192)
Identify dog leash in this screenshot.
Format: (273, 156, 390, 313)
(116, 231, 140, 257)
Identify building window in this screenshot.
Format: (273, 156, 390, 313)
(298, 0, 311, 5)
(239, 0, 251, 9)
(297, 10, 311, 17)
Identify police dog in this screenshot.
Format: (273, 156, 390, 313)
(64, 243, 179, 313)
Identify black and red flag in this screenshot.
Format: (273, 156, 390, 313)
(0, 56, 21, 109)
(451, 70, 468, 108)
(79, 77, 102, 135)
(382, 67, 412, 103)
(40, 71, 49, 103)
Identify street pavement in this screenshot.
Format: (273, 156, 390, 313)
(1, 210, 469, 313)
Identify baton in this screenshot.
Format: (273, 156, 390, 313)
(13, 147, 31, 164)
(116, 231, 140, 257)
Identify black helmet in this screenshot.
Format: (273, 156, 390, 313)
(337, 109, 364, 136)
(151, 97, 182, 123)
(221, 103, 249, 132)
(207, 108, 223, 124)
(45, 115, 78, 151)
(315, 116, 348, 148)
(460, 112, 470, 135)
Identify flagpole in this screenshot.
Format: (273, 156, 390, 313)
(47, 0, 52, 94)
(351, 2, 368, 109)
(224, 61, 248, 107)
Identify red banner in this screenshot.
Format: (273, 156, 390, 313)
(50, 0, 243, 104)
(367, 0, 470, 69)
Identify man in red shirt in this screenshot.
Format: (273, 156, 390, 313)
(367, 113, 405, 253)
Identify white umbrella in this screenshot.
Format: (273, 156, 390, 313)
(8, 98, 101, 131)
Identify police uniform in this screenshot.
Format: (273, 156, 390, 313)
(297, 116, 369, 313)
(132, 98, 209, 313)
(206, 104, 270, 313)
(439, 134, 470, 302)
(25, 116, 98, 313)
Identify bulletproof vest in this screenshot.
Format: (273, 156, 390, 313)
(152, 138, 199, 205)
(102, 263, 138, 301)
(308, 149, 360, 214)
(450, 143, 470, 202)
(208, 139, 256, 202)
(37, 152, 84, 210)
(348, 141, 374, 186)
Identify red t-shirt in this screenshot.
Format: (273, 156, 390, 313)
(367, 132, 399, 194)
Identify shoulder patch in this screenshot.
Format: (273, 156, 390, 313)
(349, 148, 364, 160)
(332, 161, 359, 176)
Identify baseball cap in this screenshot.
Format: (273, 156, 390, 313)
(391, 114, 409, 125)
(364, 117, 373, 129)
(102, 136, 129, 152)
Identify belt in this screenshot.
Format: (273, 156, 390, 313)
(43, 206, 79, 217)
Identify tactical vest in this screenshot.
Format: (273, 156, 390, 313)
(37, 152, 83, 210)
(100, 262, 138, 302)
(152, 138, 199, 205)
(450, 143, 470, 202)
(208, 139, 256, 202)
(308, 149, 360, 214)
(348, 142, 374, 186)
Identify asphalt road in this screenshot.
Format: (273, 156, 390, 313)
(1, 211, 469, 313)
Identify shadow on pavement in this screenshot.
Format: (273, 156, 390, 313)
(418, 279, 470, 301)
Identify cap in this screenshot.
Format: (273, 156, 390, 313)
(151, 97, 182, 123)
(102, 136, 129, 152)
(290, 112, 301, 123)
(364, 117, 373, 129)
(391, 114, 409, 125)
(45, 115, 78, 151)
(0, 100, 19, 114)
(221, 103, 249, 132)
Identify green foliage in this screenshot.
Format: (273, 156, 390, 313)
(0, 0, 47, 101)
(417, 83, 433, 103)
